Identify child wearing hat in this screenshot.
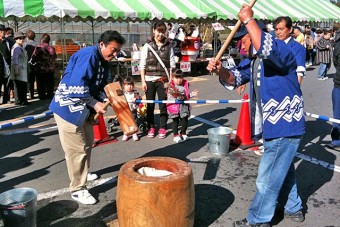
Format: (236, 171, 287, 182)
(166, 69, 198, 143)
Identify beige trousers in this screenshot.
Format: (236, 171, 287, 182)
(54, 113, 93, 192)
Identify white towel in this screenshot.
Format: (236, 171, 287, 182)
(137, 167, 173, 177)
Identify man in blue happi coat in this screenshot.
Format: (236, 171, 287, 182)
(207, 4, 305, 227)
(49, 31, 125, 205)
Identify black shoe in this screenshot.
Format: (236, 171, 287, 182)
(324, 143, 340, 151)
(284, 210, 304, 222)
(233, 218, 271, 227)
(39, 95, 47, 100)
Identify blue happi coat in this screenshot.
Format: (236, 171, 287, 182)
(287, 37, 306, 75)
(221, 32, 305, 139)
(49, 45, 109, 126)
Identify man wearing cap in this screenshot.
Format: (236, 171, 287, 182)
(5, 27, 14, 44)
(305, 25, 315, 39)
(327, 29, 340, 151)
(207, 4, 305, 227)
(0, 24, 14, 105)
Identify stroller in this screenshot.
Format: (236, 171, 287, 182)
(136, 102, 148, 133)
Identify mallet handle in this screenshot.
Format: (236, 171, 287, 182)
(94, 100, 111, 120)
(215, 0, 258, 61)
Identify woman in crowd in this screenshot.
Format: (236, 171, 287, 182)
(140, 21, 176, 139)
(11, 31, 28, 106)
(32, 33, 57, 99)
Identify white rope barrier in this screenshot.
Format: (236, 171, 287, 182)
(1, 104, 340, 130)
(135, 99, 249, 104)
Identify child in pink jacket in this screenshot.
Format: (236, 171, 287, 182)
(167, 69, 198, 143)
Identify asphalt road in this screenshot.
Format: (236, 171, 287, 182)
(0, 65, 339, 227)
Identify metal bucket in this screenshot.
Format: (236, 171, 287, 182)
(0, 188, 38, 227)
(207, 127, 232, 156)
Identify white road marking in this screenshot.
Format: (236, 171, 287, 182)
(296, 152, 340, 173)
(37, 176, 118, 201)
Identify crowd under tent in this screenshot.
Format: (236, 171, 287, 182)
(0, 0, 339, 62)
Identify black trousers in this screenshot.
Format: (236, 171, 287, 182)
(27, 69, 36, 99)
(145, 80, 168, 129)
(172, 116, 189, 135)
(0, 77, 10, 104)
(14, 80, 27, 105)
(36, 71, 54, 100)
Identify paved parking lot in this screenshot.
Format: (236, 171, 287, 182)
(1, 66, 339, 226)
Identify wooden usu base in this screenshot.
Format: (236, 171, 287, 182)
(116, 157, 195, 227)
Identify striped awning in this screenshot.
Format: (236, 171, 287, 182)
(0, 0, 63, 22)
(201, 0, 340, 22)
(0, 0, 339, 23)
(0, 0, 216, 22)
(52, 0, 216, 22)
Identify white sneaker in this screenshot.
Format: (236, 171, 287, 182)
(87, 172, 98, 181)
(122, 135, 129, 141)
(132, 134, 139, 141)
(173, 136, 183, 143)
(181, 134, 189, 141)
(71, 189, 97, 205)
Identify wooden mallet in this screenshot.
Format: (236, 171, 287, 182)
(94, 82, 138, 136)
(214, 0, 258, 61)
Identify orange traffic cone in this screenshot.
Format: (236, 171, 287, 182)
(231, 94, 260, 150)
(93, 123, 101, 143)
(93, 115, 117, 147)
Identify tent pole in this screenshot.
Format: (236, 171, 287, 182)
(92, 21, 95, 45)
(60, 17, 66, 69)
(14, 19, 18, 31)
(213, 16, 217, 57)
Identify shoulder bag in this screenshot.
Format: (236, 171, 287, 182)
(144, 43, 170, 81)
